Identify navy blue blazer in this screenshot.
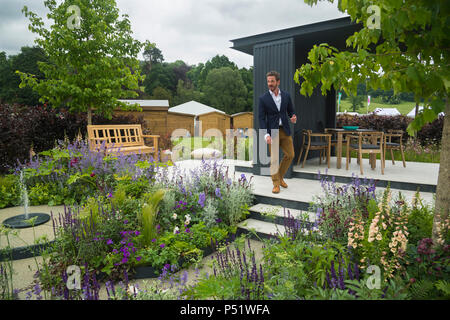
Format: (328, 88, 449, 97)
(258, 90, 295, 136)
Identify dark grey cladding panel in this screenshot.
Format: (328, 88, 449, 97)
(253, 38, 295, 131)
(252, 38, 295, 177)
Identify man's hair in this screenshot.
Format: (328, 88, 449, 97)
(266, 71, 280, 81)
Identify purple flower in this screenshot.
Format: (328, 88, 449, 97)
(198, 192, 206, 208)
(160, 243, 166, 248)
(136, 256, 142, 262)
(123, 219, 128, 224)
(107, 192, 113, 198)
(215, 187, 222, 199)
(152, 238, 156, 243)
(164, 264, 170, 270)
(135, 231, 140, 236)
(121, 258, 128, 264)
(106, 239, 113, 245)
(112, 249, 118, 254)
(185, 228, 191, 233)
(216, 218, 222, 223)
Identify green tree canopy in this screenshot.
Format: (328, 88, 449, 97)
(203, 67, 248, 114)
(0, 46, 48, 105)
(188, 55, 238, 91)
(142, 41, 164, 73)
(16, 0, 144, 124)
(173, 79, 205, 106)
(143, 62, 176, 96)
(151, 86, 173, 106)
(295, 0, 449, 244)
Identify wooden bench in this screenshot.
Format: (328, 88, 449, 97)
(87, 124, 159, 159)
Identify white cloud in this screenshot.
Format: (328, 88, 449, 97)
(0, 0, 346, 68)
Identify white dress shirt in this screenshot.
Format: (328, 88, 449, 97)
(265, 89, 282, 139)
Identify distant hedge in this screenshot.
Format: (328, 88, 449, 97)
(336, 114, 444, 145)
(0, 103, 145, 174)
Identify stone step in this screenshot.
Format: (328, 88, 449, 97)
(235, 171, 436, 212)
(248, 203, 317, 226)
(237, 218, 316, 241)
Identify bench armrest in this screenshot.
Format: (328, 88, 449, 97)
(142, 135, 160, 138)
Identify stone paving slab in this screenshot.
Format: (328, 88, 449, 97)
(0, 205, 65, 250)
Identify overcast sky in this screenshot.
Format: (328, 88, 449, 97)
(0, 0, 347, 68)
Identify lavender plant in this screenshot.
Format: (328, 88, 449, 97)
(309, 171, 378, 244)
(184, 238, 265, 300)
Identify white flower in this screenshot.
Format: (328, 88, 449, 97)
(172, 213, 177, 220)
(173, 226, 179, 234)
(127, 285, 139, 295)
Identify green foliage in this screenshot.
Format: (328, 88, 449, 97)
(348, 94, 364, 112)
(0, 175, 21, 208)
(343, 277, 410, 300)
(409, 278, 437, 300)
(203, 67, 248, 114)
(17, 0, 144, 123)
(298, 0, 449, 136)
(139, 189, 166, 246)
(0, 46, 48, 105)
(151, 86, 173, 106)
(142, 41, 164, 73)
(407, 190, 434, 245)
(173, 79, 206, 106)
(435, 280, 450, 299)
(262, 237, 351, 296)
(188, 55, 238, 91)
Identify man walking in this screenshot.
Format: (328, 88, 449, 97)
(258, 71, 297, 194)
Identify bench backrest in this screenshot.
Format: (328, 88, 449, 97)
(87, 124, 145, 150)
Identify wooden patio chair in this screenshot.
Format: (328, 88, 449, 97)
(296, 129, 331, 168)
(384, 129, 406, 167)
(346, 131, 385, 175)
(324, 128, 349, 162)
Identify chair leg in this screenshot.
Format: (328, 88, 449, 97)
(346, 147, 350, 170)
(302, 146, 310, 168)
(296, 146, 304, 166)
(327, 143, 331, 168)
(359, 151, 364, 175)
(390, 148, 395, 165)
(400, 147, 406, 167)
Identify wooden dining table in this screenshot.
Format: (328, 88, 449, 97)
(325, 128, 377, 169)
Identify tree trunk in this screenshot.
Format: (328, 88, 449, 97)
(87, 106, 92, 126)
(432, 98, 450, 246)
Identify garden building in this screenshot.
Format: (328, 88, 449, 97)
(231, 112, 254, 132)
(169, 101, 230, 137)
(230, 16, 362, 177)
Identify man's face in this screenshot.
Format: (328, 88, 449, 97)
(267, 76, 280, 92)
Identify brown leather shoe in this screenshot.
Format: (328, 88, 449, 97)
(272, 185, 280, 194)
(280, 179, 288, 188)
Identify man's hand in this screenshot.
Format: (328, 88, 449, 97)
(266, 135, 272, 144)
(290, 114, 297, 124)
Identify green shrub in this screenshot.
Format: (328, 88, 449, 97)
(0, 175, 21, 208)
(406, 191, 434, 246)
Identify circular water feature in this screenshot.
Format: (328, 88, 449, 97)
(2, 213, 50, 229)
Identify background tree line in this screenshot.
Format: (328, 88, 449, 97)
(0, 43, 253, 116)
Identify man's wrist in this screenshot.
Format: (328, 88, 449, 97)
(264, 133, 270, 140)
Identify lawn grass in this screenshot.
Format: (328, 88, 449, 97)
(338, 97, 417, 115)
(339, 147, 440, 163)
(171, 136, 253, 161)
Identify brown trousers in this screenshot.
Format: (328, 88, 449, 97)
(269, 127, 295, 187)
